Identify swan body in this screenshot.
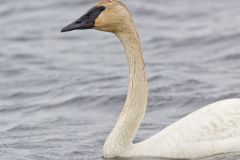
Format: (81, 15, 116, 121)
(61, 0, 240, 159)
(132, 99, 240, 159)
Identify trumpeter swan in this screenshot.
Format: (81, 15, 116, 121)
(61, 0, 240, 159)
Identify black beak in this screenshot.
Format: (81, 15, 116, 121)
(61, 15, 94, 32)
(61, 6, 105, 32)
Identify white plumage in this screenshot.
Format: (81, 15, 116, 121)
(61, 0, 240, 159)
(132, 99, 240, 158)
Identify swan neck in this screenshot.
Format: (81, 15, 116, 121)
(104, 26, 148, 156)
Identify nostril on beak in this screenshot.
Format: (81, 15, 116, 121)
(76, 20, 82, 24)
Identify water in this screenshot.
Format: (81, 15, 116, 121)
(0, 0, 240, 159)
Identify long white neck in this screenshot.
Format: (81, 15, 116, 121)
(103, 25, 148, 156)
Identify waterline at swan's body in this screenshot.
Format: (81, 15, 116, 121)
(61, 0, 240, 159)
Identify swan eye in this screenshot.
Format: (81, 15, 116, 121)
(99, 6, 106, 11)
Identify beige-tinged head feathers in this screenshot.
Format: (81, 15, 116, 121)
(94, 0, 134, 33)
(96, 0, 123, 7)
(101, 0, 121, 3)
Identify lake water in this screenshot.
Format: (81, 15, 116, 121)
(0, 0, 240, 159)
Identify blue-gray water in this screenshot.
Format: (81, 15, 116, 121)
(1, 0, 240, 159)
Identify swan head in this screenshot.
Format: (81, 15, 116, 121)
(61, 0, 133, 33)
